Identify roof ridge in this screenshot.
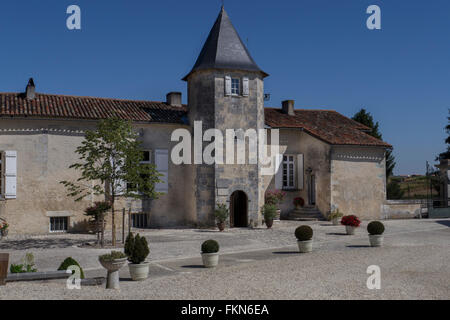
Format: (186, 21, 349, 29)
(0, 92, 187, 108)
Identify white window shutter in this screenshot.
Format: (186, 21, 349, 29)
(297, 154, 304, 190)
(225, 76, 232, 96)
(111, 157, 126, 196)
(5, 151, 17, 199)
(116, 178, 127, 195)
(155, 149, 169, 193)
(274, 154, 283, 190)
(243, 77, 249, 96)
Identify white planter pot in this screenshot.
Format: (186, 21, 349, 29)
(297, 240, 313, 253)
(332, 218, 340, 226)
(201, 252, 219, 268)
(369, 235, 384, 247)
(129, 261, 150, 281)
(345, 225, 356, 235)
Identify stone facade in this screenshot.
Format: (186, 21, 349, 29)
(0, 7, 393, 235)
(330, 146, 387, 219)
(187, 70, 265, 227)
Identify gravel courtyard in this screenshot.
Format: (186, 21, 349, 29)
(0, 219, 448, 300)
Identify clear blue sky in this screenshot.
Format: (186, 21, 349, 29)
(0, 0, 449, 175)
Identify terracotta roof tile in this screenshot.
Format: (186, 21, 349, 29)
(264, 108, 391, 147)
(0, 91, 390, 147)
(0, 92, 188, 124)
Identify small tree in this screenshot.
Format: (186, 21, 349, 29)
(353, 109, 396, 177)
(61, 118, 162, 246)
(437, 109, 450, 160)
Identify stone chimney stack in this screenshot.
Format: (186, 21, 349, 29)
(166, 92, 182, 106)
(282, 100, 295, 116)
(25, 78, 36, 100)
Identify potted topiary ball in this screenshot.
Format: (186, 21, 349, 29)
(125, 233, 150, 281)
(295, 225, 313, 253)
(201, 240, 219, 268)
(341, 215, 361, 235)
(98, 251, 127, 289)
(367, 221, 385, 247)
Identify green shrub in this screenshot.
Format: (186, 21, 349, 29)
(10, 253, 37, 273)
(57, 257, 85, 279)
(295, 225, 313, 241)
(125, 233, 150, 264)
(10, 264, 25, 273)
(214, 203, 230, 223)
(329, 208, 343, 220)
(124, 232, 134, 257)
(201, 240, 219, 254)
(367, 221, 385, 235)
(261, 204, 277, 221)
(99, 251, 127, 262)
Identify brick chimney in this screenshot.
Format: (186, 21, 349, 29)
(25, 78, 36, 100)
(166, 92, 182, 106)
(282, 100, 295, 116)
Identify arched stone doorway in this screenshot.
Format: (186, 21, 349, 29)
(230, 191, 248, 227)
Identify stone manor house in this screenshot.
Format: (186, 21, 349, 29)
(0, 8, 391, 235)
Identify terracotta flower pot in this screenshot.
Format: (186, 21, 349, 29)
(265, 219, 273, 229)
(217, 222, 225, 232)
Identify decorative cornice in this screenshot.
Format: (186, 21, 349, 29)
(0, 128, 85, 135)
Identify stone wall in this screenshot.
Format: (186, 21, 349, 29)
(187, 69, 265, 227)
(382, 200, 422, 219)
(331, 146, 386, 220)
(0, 119, 193, 235)
(263, 129, 331, 219)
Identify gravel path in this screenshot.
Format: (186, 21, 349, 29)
(0, 220, 448, 300)
(1, 219, 448, 272)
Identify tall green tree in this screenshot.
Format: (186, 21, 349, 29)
(352, 109, 396, 177)
(61, 118, 162, 246)
(437, 109, 450, 160)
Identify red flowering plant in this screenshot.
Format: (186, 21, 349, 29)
(265, 190, 286, 206)
(293, 197, 305, 208)
(0, 218, 8, 231)
(340, 215, 361, 227)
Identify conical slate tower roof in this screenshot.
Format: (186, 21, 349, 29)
(183, 7, 268, 80)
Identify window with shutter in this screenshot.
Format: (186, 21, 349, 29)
(231, 78, 240, 95)
(297, 154, 304, 190)
(127, 150, 152, 194)
(243, 77, 249, 96)
(282, 155, 295, 190)
(225, 76, 232, 96)
(4, 151, 17, 199)
(155, 149, 169, 193)
(274, 154, 283, 190)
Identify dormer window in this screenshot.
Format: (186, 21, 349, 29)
(231, 78, 240, 95)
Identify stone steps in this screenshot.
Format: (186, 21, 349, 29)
(287, 207, 324, 221)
